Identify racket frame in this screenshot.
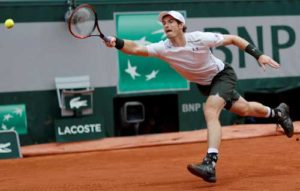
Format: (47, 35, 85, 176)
(68, 3, 107, 40)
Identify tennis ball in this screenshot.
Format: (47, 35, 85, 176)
(5, 18, 14, 29)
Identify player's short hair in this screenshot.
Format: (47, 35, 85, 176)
(161, 15, 187, 33)
(174, 19, 187, 33)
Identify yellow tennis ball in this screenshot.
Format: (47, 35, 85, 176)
(5, 19, 14, 29)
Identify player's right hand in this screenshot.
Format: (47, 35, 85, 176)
(104, 36, 116, 48)
(258, 55, 280, 71)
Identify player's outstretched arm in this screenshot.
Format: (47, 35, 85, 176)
(222, 34, 280, 70)
(104, 36, 149, 57)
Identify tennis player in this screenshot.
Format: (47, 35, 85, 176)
(105, 11, 294, 183)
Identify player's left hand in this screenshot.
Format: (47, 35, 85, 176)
(258, 55, 280, 71)
(104, 36, 116, 48)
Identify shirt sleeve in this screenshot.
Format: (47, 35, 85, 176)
(197, 32, 224, 48)
(146, 41, 164, 57)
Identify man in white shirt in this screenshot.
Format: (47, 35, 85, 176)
(105, 11, 294, 183)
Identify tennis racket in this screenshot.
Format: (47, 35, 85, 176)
(68, 4, 110, 42)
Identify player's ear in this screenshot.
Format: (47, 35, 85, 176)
(179, 22, 184, 31)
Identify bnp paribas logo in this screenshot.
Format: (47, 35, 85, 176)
(116, 12, 188, 94)
(0, 105, 27, 134)
(124, 21, 166, 81)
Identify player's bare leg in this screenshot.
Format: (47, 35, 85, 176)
(187, 95, 294, 183)
(187, 95, 225, 183)
(230, 96, 293, 137)
(204, 95, 225, 150)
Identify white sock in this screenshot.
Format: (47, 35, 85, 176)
(207, 148, 219, 154)
(265, 107, 271, 118)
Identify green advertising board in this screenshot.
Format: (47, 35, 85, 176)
(0, 130, 22, 159)
(115, 12, 189, 94)
(54, 116, 105, 143)
(0, 104, 27, 135)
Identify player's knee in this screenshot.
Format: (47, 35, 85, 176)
(203, 104, 219, 118)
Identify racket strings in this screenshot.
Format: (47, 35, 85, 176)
(70, 7, 96, 38)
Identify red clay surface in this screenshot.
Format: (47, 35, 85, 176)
(1, 134, 300, 191)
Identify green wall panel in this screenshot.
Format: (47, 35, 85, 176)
(0, 0, 299, 22)
(0, 87, 116, 146)
(0, 90, 59, 145)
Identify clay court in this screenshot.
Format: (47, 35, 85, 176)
(1, 122, 300, 191)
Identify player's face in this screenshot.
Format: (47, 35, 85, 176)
(162, 16, 183, 38)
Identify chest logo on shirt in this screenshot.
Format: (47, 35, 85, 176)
(192, 47, 201, 51)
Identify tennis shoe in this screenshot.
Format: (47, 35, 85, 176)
(187, 154, 217, 183)
(275, 103, 294, 138)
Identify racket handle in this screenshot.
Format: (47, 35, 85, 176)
(101, 34, 111, 43)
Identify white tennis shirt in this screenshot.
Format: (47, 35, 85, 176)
(146, 31, 225, 85)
